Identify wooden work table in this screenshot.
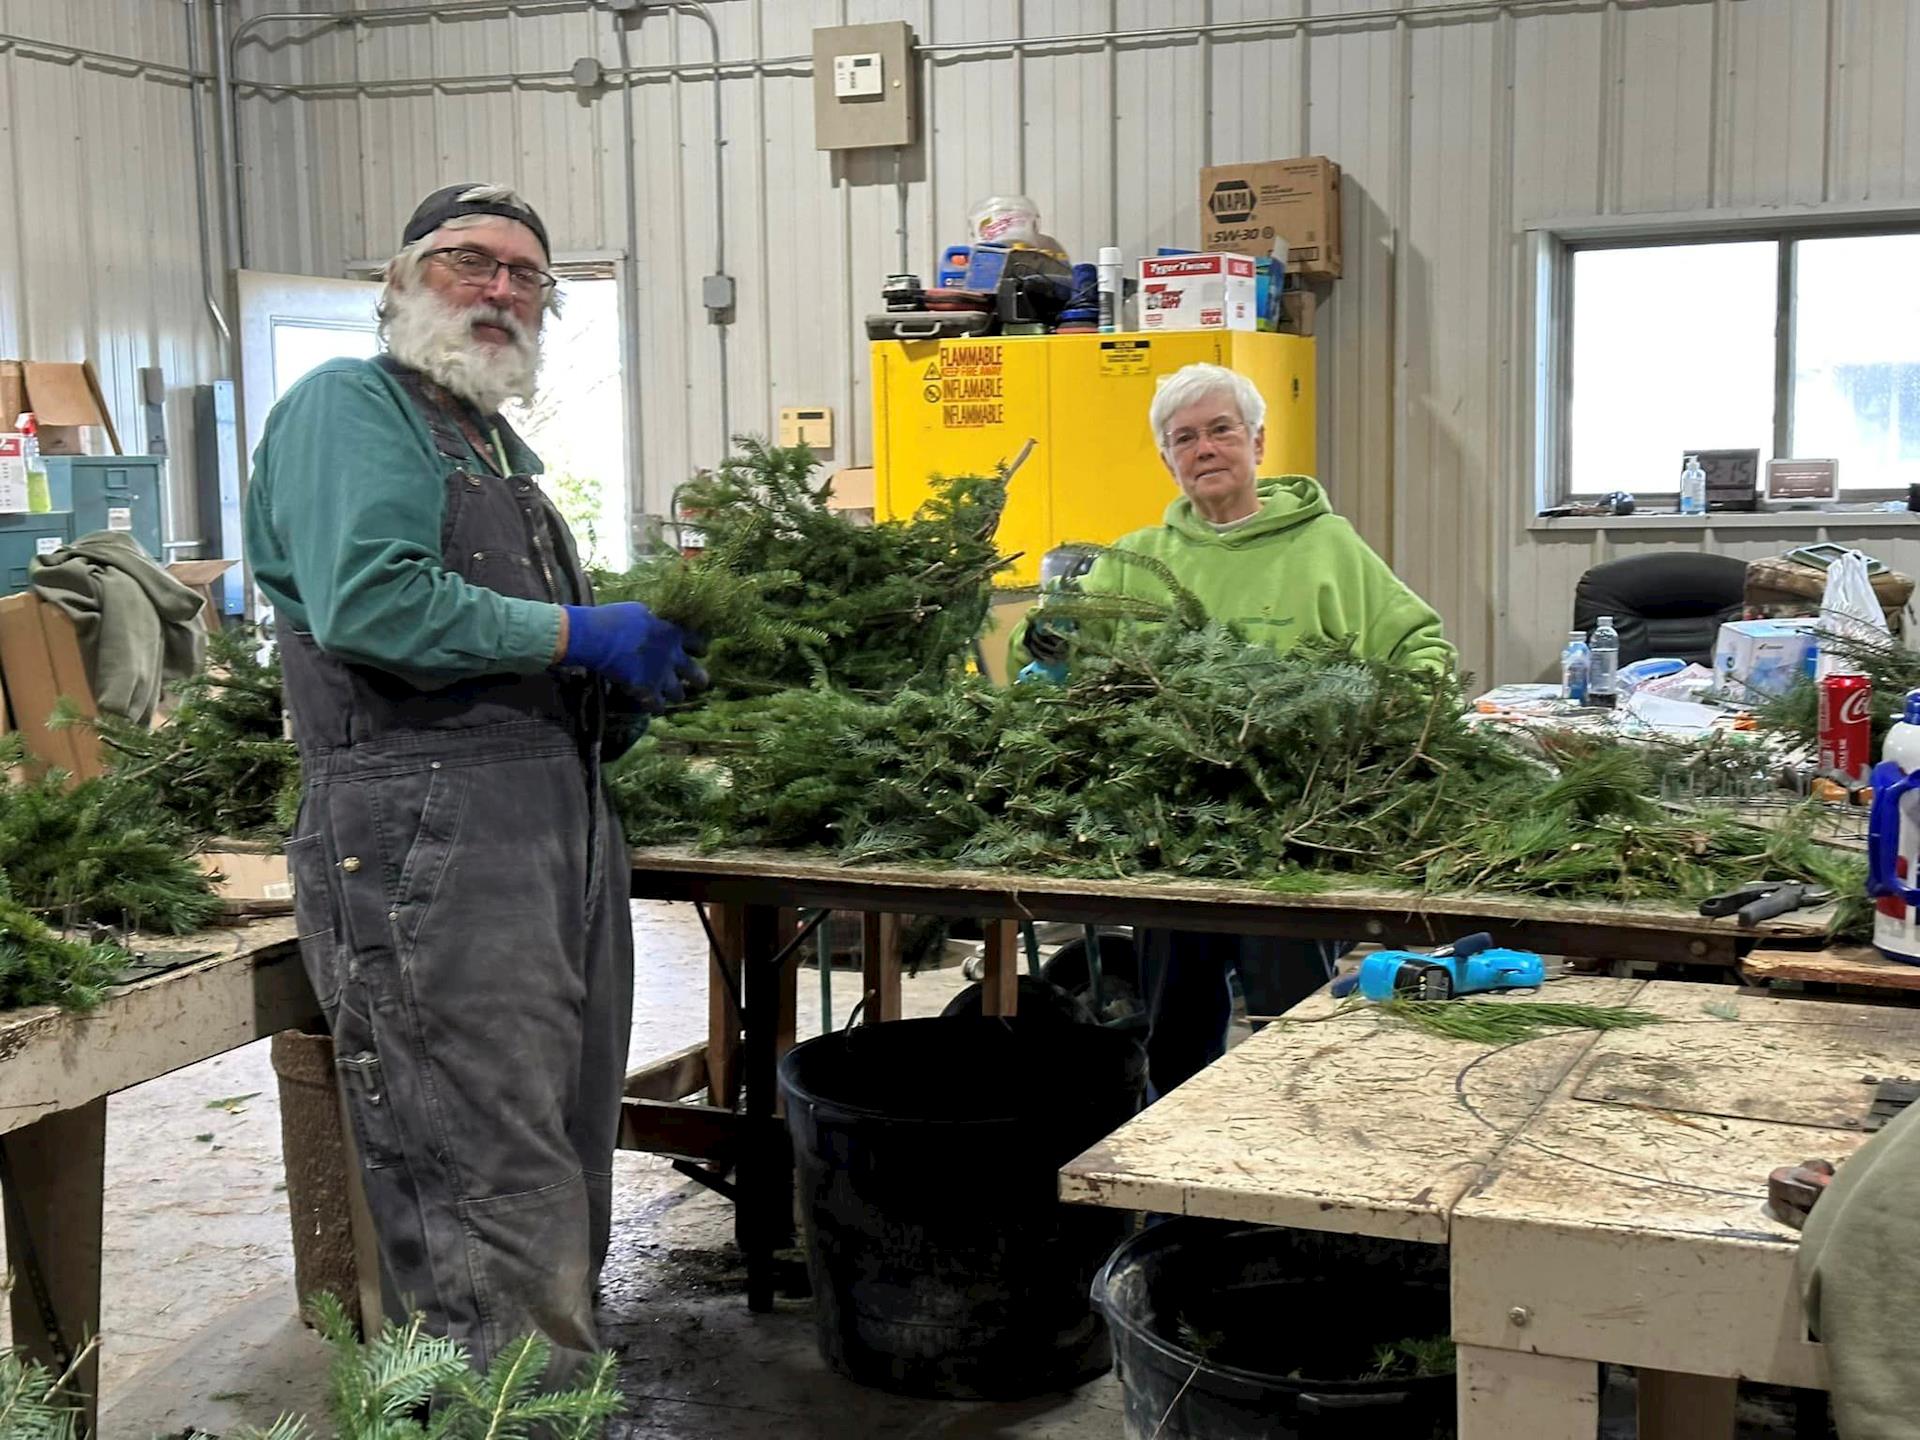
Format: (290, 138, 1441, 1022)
(623, 845, 1844, 1314)
(1061, 980, 1920, 1439)
(0, 918, 313, 1434)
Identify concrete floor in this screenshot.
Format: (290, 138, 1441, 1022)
(0, 900, 1827, 1438)
(1, 901, 1123, 1438)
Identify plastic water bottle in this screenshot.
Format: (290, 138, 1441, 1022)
(1589, 616, 1620, 709)
(1561, 631, 1591, 704)
(1869, 689, 1920, 963)
(14, 412, 49, 514)
(1680, 455, 1707, 516)
(1097, 247, 1123, 333)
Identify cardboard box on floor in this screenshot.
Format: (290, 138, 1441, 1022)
(0, 591, 103, 779)
(0, 359, 122, 455)
(1200, 156, 1343, 280)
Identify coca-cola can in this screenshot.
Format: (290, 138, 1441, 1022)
(1819, 672, 1873, 783)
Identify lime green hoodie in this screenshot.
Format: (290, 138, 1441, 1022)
(1029, 476, 1455, 675)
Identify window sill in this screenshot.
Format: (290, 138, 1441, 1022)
(1528, 509, 1920, 533)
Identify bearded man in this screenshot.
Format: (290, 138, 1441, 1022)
(244, 183, 702, 1374)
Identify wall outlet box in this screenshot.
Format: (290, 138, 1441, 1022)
(779, 407, 834, 450)
(833, 52, 883, 98)
(813, 22, 915, 150)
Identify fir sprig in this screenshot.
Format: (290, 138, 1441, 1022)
(209, 1293, 625, 1439)
(598, 437, 1010, 700)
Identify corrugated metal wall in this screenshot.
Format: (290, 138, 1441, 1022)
(0, 0, 233, 547)
(13, 1, 1918, 681)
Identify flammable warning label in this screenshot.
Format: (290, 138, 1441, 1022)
(1099, 339, 1151, 376)
(939, 341, 1005, 427)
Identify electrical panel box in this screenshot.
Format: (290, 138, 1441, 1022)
(778, 407, 834, 451)
(813, 22, 915, 151)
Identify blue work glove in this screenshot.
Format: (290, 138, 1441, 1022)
(561, 603, 709, 708)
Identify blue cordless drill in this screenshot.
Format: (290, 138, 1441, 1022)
(1330, 933, 1546, 1002)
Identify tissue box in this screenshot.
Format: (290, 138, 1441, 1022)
(1714, 619, 1816, 701)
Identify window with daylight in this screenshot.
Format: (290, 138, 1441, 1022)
(504, 272, 629, 572)
(1544, 224, 1920, 504)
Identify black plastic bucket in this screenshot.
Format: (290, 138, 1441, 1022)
(779, 1016, 1147, 1398)
(1094, 1219, 1456, 1439)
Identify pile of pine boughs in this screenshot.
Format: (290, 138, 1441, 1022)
(611, 565, 1866, 938)
(86, 624, 301, 838)
(0, 735, 230, 1012)
(598, 438, 1009, 699)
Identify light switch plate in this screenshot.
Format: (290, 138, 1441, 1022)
(813, 22, 915, 150)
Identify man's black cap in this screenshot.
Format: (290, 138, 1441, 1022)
(403, 183, 549, 258)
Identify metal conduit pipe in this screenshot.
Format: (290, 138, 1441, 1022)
(182, 0, 233, 348)
(210, 0, 245, 271)
(226, 0, 1722, 97)
(611, 6, 647, 546)
(663, 1, 730, 461)
(0, 29, 202, 80)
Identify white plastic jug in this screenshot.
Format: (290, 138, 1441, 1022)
(1867, 689, 1920, 962)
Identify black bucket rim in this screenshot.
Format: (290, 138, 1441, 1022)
(780, 1014, 1147, 1128)
(1093, 1219, 1455, 1403)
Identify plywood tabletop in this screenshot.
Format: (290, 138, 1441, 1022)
(1057, 977, 1648, 1243)
(1455, 984, 1920, 1244)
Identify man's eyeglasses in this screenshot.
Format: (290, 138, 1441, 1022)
(425, 246, 557, 297)
(1164, 419, 1246, 454)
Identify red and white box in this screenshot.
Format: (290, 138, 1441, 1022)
(0, 435, 26, 513)
(1138, 253, 1257, 332)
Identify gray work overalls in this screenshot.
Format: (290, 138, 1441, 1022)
(281, 355, 633, 1376)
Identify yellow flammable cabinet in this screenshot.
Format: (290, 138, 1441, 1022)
(870, 330, 1315, 586)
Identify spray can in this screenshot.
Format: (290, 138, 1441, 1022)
(1869, 689, 1920, 963)
(1097, 247, 1122, 333)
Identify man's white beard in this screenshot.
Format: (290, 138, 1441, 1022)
(384, 285, 541, 417)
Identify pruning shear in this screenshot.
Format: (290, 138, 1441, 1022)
(1698, 880, 1834, 927)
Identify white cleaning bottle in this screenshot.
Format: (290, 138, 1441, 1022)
(1868, 689, 1920, 963)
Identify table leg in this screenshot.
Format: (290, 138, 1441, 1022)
(737, 903, 789, 1313)
(1456, 1344, 1599, 1440)
(2, 1097, 106, 1435)
(982, 918, 1020, 1016)
(861, 911, 902, 1023)
(1637, 1370, 1737, 1440)
(706, 903, 744, 1109)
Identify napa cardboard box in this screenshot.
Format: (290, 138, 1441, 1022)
(1200, 156, 1343, 279)
(0, 359, 121, 455)
(1139, 253, 1258, 332)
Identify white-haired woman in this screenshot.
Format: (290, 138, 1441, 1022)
(1018, 361, 1455, 1096)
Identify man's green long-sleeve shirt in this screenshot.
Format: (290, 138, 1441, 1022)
(244, 358, 563, 687)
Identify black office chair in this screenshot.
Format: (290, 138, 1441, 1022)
(1573, 553, 1748, 667)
